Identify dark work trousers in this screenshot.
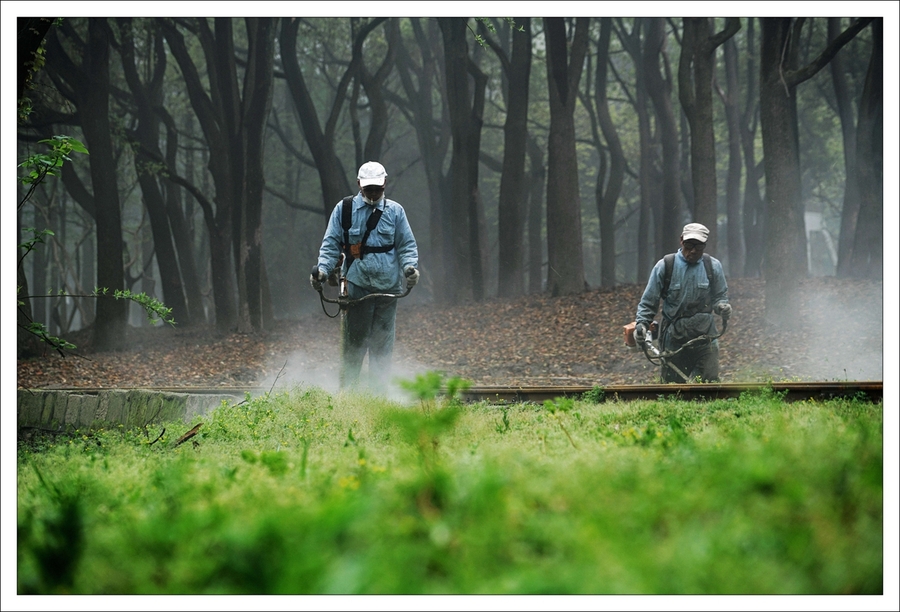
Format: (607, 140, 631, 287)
(660, 340, 720, 383)
(340, 283, 398, 391)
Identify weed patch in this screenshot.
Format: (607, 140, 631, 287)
(16, 378, 883, 595)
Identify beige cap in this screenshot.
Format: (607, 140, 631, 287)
(682, 223, 709, 243)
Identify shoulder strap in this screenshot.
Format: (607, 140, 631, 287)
(341, 197, 392, 267)
(663, 252, 714, 299)
(341, 195, 354, 232)
(702, 253, 713, 287)
(662, 253, 676, 299)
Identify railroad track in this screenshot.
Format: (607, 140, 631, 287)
(28, 381, 883, 404)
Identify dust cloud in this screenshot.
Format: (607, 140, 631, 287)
(256, 347, 434, 404)
(782, 280, 883, 382)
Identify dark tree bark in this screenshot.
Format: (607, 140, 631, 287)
(740, 18, 765, 278)
(642, 18, 683, 260)
(526, 135, 546, 294)
(544, 17, 590, 296)
(440, 17, 488, 303)
(239, 18, 278, 330)
(161, 17, 238, 332)
(16, 15, 54, 357)
(617, 18, 660, 282)
(45, 19, 127, 350)
(118, 18, 190, 326)
(280, 18, 373, 216)
(583, 17, 626, 287)
(395, 18, 453, 302)
(830, 18, 862, 278)
(482, 18, 532, 299)
(162, 18, 277, 333)
(718, 35, 746, 276)
(848, 18, 882, 279)
(759, 17, 873, 325)
(679, 18, 740, 254)
(159, 107, 206, 325)
(17, 17, 55, 101)
(351, 18, 396, 163)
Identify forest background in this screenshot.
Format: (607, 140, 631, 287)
(7, 5, 895, 359)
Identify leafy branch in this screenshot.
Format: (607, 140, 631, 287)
(17, 135, 176, 356)
(18, 136, 89, 211)
(19, 288, 176, 328)
(468, 18, 524, 49)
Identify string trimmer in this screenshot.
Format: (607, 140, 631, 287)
(625, 313, 729, 383)
(311, 259, 415, 319)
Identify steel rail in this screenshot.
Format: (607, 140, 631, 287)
(21, 381, 883, 404)
(456, 381, 883, 404)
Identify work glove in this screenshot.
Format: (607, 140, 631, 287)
(634, 322, 648, 344)
(310, 267, 326, 292)
(405, 266, 420, 287)
(714, 302, 732, 318)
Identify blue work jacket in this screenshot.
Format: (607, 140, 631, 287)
(317, 193, 419, 293)
(636, 249, 729, 343)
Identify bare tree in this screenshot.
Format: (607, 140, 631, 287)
(45, 18, 128, 350)
(481, 18, 533, 298)
(440, 17, 488, 303)
(544, 17, 590, 296)
(679, 17, 740, 254)
(759, 17, 872, 325)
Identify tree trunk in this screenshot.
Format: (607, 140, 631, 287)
(679, 18, 740, 255)
(279, 18, 354, 216)
(18, 208, 42, 358)
(526, 135, 546, 294)
(118, 18, 190, 326)
(161, 17, 238, 333)
(759, 17, 872, 325)
(720, 36, 745, 276)
(544, 17, 589, 296)
(161, 109, 206, 325)
(395, 18, 453, 302)
(440, 17, 487, 303)
(759, 18, 809, 325)
(830, 18, 862, 278)
(740, 18, 765, 278)
(352, 18, 395, 163)
(594, 18, 625, 288)
(643, 18, 683, 260)
(238, 18, 277, 331)
(80, 20, 127, 350)
(494, 18, 532, 299)
(848, 19, 882, 279)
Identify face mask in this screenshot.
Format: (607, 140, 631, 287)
(362, 187, 384, 205)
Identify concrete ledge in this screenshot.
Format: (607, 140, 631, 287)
(17, 389, 244, 435)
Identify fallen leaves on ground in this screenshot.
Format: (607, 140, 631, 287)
(16, 277, 883, 391)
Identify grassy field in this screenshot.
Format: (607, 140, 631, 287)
(16, 379, 884, 596)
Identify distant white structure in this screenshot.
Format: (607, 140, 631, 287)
(804, 211, 838, 276)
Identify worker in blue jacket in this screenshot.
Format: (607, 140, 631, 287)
(634, 223, 732, 382)
(311, 161, 420, 391)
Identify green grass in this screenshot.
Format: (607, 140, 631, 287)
(16, 383, 883, 595)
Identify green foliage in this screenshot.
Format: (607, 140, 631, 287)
(108, 289, 175, 327)
(470, 17, 525, 49)
(582, 385, 606, 403)
(16, 389, 882, 594)
(18, 136, 89, 208)
(16, 135, 176, 352)
(542, 397, 579, 449)
(397, 371, 472, 410)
